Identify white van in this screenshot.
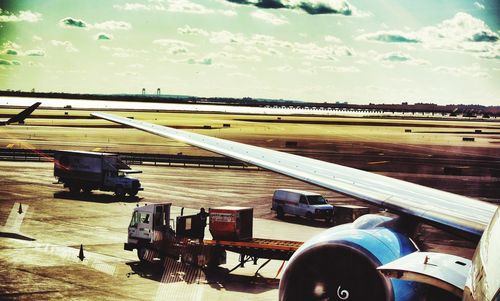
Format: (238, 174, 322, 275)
(271, 189, 334, 222)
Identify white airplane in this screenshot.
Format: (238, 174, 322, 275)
(0, 102, 41, 126)
(92, 112, 499, 301)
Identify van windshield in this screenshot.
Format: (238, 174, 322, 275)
(307, 196, 327, 205)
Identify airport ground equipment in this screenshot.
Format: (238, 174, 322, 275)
(124, 203, 303, 273)
(332, 204, 369, 225)
(271, 189, 334, 222)
(54, 150, 142, 197)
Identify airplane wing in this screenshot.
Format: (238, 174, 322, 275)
(92, 112, 498, 238)
(3, 102, 41, 125)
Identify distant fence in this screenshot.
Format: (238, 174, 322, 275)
(0, 148, 259, 170)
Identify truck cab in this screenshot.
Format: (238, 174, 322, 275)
(272, 189, 334, 222)
(103, 169, 142, 196)
(125, 203, 177, 262)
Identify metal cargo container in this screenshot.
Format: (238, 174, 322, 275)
(54, 150, 119, 182)
(209, 206, 253, 241)
(333, 204, 370, 225)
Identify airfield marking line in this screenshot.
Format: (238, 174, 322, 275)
(368, 161, 390, 165)
(6, 143, 14, 148)
(3, 202, 29, 232)
(154, 257, 205, 301)
(3, 239, 126, 276)
(2, 202, 125, 278)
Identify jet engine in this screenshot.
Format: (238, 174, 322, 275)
(279, 214, 424, 301)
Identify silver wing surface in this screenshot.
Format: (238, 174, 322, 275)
(92, 112, 498, 238)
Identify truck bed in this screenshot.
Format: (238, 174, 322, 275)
(204, 238, 303, 261)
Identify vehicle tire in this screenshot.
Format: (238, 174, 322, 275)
(137, 247, 148, 262)
(325, 216, 333, 224)
(306, 212, 313, 220)
(115, 186, 125, 197)
(128, 189, 138, 197)
(82, 187, 92, 195)
(69, 184, 80, 194)
(276, 207, 284, 218)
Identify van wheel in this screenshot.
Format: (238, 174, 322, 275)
(82, 187, 92, 195)
(115, 186, 125, 197)
(128, 189, 138, 196)
(276, 207, 284, 218)
(137, 247, 148, 262)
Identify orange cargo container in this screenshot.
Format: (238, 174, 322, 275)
(209, 206, 253, 241)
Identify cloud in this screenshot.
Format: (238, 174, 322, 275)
(3, 49, 18, 55)
(219, 9, 237, 16)
(169, 0, 213, 14)
(381, 52, 411, 62)
(95, 33, 113, 40)
(113, 52, 131, 58)
(0, 9, 42, 23)
(209, 30, 245, 44)
(153, 39, 193, 47)
(359, 13, 500, 59)
(357, 30, 420, 43)
(433, 64, 490, 78)
(379, 51, 429, 65)
(153, 39, 193, 54)
(114, 3, 151, 10)
(251, 10, 288, 25)
(0, 59, 13, 65)
(177, 25, 209, 36)
(225, 0, 367, 16)
(187, 57, 213, 65)
(128, 63, 144, 69)
(213, 51, 261, 61)
(25, 49, 45, 56)
(59, 17, 88, 28)
(94, 21, 131, 30)
(270, 65, 293, 72)
(59, 17, 131, 31)
(324, 35, 342, 43)
(169, 46, 189, 54)
(321, 66, 360, 72)
(290, 42, 353, 60)
(51, 40, 78, 52)
(2, 41, 21, 50)
(473, 2, 485, 10)
(177, 26, 354, 61)
(100, 45, 149, 58)
(114, 0, 223, 15)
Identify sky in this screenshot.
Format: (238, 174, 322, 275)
(0, 0, 499, 105)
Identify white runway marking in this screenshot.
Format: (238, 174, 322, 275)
(3, 202, 29, 232)
(154, 257, 205, 301)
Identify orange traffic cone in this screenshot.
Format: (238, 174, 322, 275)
(18, 203, 23, 214)
(78, 244, 85, 261)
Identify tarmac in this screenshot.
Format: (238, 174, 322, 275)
(0, 112, 498, 300)
(0, 161, 326, 301)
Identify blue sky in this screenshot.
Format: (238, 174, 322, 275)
(0, 0, 499, 105)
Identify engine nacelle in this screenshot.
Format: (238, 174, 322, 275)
(279, 215, 423, 301)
